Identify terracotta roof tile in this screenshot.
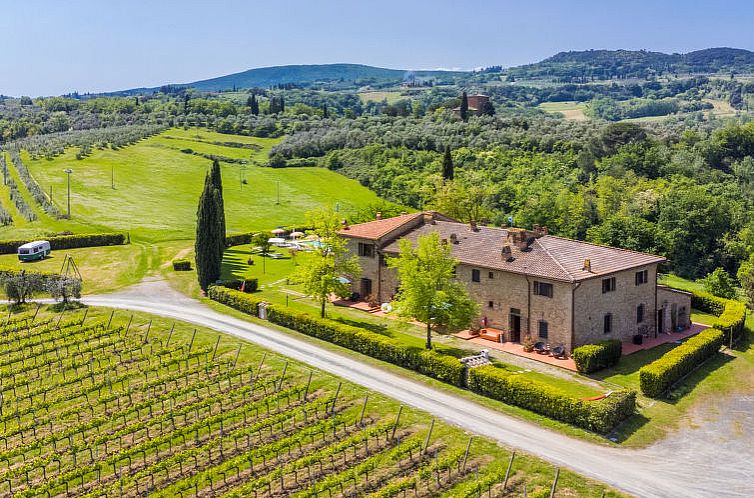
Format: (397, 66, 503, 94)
(339, 212, 423, 240)
(380, 220, 665, 282)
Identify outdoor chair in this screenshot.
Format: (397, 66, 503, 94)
(533, 342, 546, 354)
(551, 345, 566, 359)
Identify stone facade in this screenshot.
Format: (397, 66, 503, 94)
(657, 286, 693, 334)
(340, 212, 690, 353)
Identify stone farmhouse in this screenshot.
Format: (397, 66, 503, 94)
(339, 211, 692, 353)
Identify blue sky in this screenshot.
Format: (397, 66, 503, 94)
(1, 0, 753, 96)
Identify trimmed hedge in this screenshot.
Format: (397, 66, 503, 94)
(208, 286, 466, 386)
(172, 259, 191, 271)
(689, 289, 746, 343)
(572, 340, 622, 373)
(225, 232, 254, 247)
(209, 286, 636, 432)
(468, 366, 636, 434)
(216, 278, 259, 293)
(0, 233, 128, 254)
(639, 328, 724, 398)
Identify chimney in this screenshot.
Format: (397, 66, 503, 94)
(375, 212, 382, 220)
(449, 233, 458, 244)
(470, 220, 479, 232)
(341, 219, 349, 230)
(423, 212, 435, 224)
(501, 245, 514, 262)
(583, 259, 592, 272)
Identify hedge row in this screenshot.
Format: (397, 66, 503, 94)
(639, 328, 724, 398)
(216, 278, 259, 293)
(468, 366, 636, 434)
(224, 233, 254, 247)
(208, 286, 636, 433)
(571, 340, 622, 374)
(0, 233, 128, 254)
(689, 290, 746, 343)
(207, 286, 465, 386)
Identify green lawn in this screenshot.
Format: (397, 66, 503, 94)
(5, 128, 388, 242)
(538, 101, 587, 121)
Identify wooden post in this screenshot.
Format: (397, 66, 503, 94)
(188, 329, 197, 352)
(212, 336, 221, 361)
(106, 310, 115, 329)
(124, 314, 133, 337)
(549, 468, 560, 498)
(80, 308, 89, 325)
(304, 371, 313, 401)
(329, 382, 341, 413)
(166, 323, 175, 346)
(277, 361, 288, 392)
(31, 304, 41, 325)
(233, 344, 241, 368)
(359, 395, 369, 426)
(422, 419, 435, 454)
(390, 405, 403, 440)
(253, 353, 267, 386)
(462, 437, 472, 472)
(143, 320, 152, 343)
(503, 451, 515, 490)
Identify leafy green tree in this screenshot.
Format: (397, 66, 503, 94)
(459, 92, 469, 121)
(195, 173, 223, 290)
(736, 255, 754, 308)
(46, 275, 82, 304)
(388, 232, 478, 349)
(293, 209, 361, 317)
(0, 271, 44, 304)
(251, 232, 273, 274)
(441, 145, 454, 181)
(698, 267, 737, 299)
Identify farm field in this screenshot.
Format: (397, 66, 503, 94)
(358, 91, 406, 104)
(537, 101, 587, 121)
(1, 128, 388, 242)
(0, 304, 622, 497)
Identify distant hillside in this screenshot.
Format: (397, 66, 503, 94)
(507, 47, 754, 81)
(115, 63, 467, 95)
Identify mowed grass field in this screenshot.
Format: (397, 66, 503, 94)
(9, 128, 386, 242)
(0, 304, 623, 497)
(358, 91, 406, 104)
(538, 101, 588, 121)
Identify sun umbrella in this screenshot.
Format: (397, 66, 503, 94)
(289, 231, 305, 239)
(270, 228, 286, 235)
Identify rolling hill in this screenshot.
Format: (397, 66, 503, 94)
(507, 47, 754, 80)
(115, 63, 467, 94)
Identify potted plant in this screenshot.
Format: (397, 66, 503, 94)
(522, 335, 535, 352)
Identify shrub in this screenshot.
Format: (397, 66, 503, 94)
(207, 285, 264, 316)
(0, 233, 128, 254)
(467, 365, 635, 434)
(639, 328, 724, 398)
(172, 259, 191, 271)
(698, 267, 737, 300)
(572, 340, 622, 373)
(687, 290, 746, 344)
(690, 291, 726, 316)
(225, 232, 254, 247)
(0, 267, 80, 304)
(216, 278, 259, 293)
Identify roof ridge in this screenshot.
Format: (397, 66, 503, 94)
(542, 234, 666, 261)
(533, 238, 574, 282)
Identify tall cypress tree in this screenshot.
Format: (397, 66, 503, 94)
(280, 96, 285, 113)
(459, 92, 468, 121)
(195, 173, 222, 290)
(209, 159, 226, 260)
(442, 145, 454, 181)
(249, 94, 259, 115)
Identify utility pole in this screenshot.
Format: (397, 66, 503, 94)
(111, 165, 115, 189)
(64, 169, 73, 219)
(276, 180, 280, 205)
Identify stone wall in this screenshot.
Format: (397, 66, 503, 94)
(657, 286, 693, 333)
(572, 264, 658, 346)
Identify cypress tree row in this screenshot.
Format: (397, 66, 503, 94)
(195, 172, 223, 291)
(442, 145, 454, 181)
